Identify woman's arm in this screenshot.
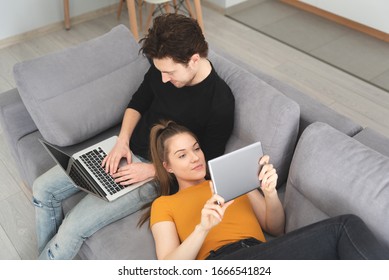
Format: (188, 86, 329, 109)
(247, 155, 285, 236)
(151, 221, 209, 260)
(151, 193, 234, 260)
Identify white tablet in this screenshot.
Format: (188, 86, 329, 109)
(208, 141, 263, 202)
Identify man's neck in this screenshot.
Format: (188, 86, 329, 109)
(190, 58, 212, 86)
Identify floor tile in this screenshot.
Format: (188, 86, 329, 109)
(0, 159, 20, 201)
(371, 69, 389, 91)
(311, 31, 389, 81)
(0, 49, 18, 88)
(0, 192, 37, 259)
(228, 0, 299, 30)
(0, 225, 20, 259)
(261, 11, 351, 52)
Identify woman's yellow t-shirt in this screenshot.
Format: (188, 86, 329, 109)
(150, 180, 266, 260)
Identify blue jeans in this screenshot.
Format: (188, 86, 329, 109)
(32, 154, 158, 260)
(206, 215, 389, 260)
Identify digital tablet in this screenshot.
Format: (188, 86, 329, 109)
(208, 141, 263, 202)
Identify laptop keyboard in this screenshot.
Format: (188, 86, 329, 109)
(79, 148, 125, 195)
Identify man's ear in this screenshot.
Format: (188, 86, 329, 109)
(190, 53, 200, 65)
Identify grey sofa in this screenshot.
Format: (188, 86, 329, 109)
(1, 25, 388, 259)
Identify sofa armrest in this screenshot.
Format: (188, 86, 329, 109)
(284, 122, 389, 249)
(0, 88, 38, 173)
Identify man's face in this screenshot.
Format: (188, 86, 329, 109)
(153, 56, 197, 88)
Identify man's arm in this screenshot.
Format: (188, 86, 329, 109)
(102, 108, 141, 174)
(102, 66, 154, 175)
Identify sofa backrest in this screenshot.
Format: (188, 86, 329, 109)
(209, 50, 300, 185)
(13, 24, 150, 147)
(210, 46, 363, 139)
(285, 122, 389, 248)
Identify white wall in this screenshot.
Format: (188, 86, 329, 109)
(0, 0, 117, 41)
(206, 0, 247, 8)
(226, 0, 247, 7)
(300, 0, 389, 33)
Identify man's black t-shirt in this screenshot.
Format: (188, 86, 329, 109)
(128, 63, 235, 161)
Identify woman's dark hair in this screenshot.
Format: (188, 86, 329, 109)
(139, 13, 208, 64)
(138, 120, 199, 227)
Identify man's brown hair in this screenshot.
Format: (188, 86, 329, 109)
(139, 13, 208, 64)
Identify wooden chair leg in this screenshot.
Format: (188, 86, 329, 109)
(138, 0, 143, 31)
(144, 4, 156, 32)
(117, 0, 124, 20)
(164, 2, 170, 13)
(64, 0, 70, 30)
(172, 0, 178, 13)
(184, 0, 194, 18)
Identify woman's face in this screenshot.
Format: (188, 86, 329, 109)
(163, 133, 207, 187)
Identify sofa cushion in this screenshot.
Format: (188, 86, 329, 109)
(17, 130, 56, 188)
(78, 209, 156, 260)
(0, 89, 55, 188)
(13, 25, 150, 147)
(284, 122, 389, 248)
(0, 89, 38, 165)
(209, 50, 300, 185)
(61, 186, 156, 260)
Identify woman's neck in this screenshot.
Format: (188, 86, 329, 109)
(178, 178, 207, 191)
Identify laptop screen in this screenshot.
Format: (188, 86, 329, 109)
(40, 140, 71, 171)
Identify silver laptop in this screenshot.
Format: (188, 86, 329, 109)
(208, 141, 263, 202)
(39, 136, 151, 202)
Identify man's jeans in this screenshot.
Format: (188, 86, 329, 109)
(32, 154, 158, 260)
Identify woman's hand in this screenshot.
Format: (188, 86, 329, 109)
(258, 155, 278, 197)
(249, 155, 284, 236)
(199, 186, 234, 232)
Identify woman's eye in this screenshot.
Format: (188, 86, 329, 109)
(178, 154, 186, 159)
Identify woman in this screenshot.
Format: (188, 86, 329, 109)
(142, 120, 388, 260)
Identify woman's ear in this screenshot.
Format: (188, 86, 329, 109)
(163, 161, 173, 173)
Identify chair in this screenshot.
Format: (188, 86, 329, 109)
(117, 0, 194, 33)
(143, 0, 175, 32)
(117, 0, 171, 32)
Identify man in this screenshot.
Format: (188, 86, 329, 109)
(33, 13, 234, 260)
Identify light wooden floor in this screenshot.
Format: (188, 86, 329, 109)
(1, 4, 389, 260)
(228, 0, 389, 92)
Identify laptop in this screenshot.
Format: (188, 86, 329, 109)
(39, 136, 152, 202)
(208, 141, 263, 202)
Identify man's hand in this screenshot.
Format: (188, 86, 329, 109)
(102, 138, 132, 175)
(112, 162, 155, 186)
